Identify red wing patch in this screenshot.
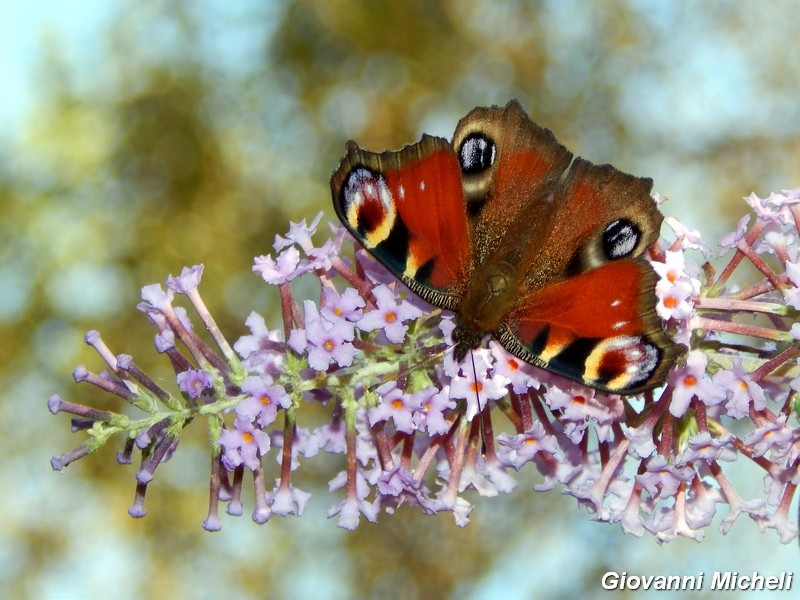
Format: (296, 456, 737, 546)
(499, 260, 674, 393)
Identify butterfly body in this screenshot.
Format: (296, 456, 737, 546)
(331, 100, 681, 394)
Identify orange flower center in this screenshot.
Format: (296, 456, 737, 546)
(507, 359, 519, 371)
(667, 272, 678, 283)
(572, 395, 586, 404)
(260, 394, 272, 406)
(683, 375, 697, 387)
(471, 381, 484, 393)
(242, 432, 254, 443)
(739, 380, 749, 391)
(391, 399, 405, 409)
(334, 306, 343, 316)
(664, 296, 677, 309)
(323, 340, 335, 352)
(385, 311, 397, 323)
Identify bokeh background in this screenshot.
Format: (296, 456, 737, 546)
(2, 1, 799, 598)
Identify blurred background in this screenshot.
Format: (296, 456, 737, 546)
(2, 1, 799, 598)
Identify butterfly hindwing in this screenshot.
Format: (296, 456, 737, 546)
(498, 260, 679, 393)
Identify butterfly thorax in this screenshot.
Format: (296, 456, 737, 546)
(452, 263, 520, 362)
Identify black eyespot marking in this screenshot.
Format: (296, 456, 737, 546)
(458, 133, 496, 174)
(602, 219, 640, 260)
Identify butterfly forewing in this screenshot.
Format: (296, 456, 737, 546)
(452, 101, 573, 267)
(331, 136, 472, 308)
(524, 159, 662, 282)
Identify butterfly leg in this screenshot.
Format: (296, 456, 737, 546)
(452, 325, 485, 363)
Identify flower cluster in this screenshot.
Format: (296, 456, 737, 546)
(50, 192, 800, 543)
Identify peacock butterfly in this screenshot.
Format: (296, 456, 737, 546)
(330, 100, 681, 394)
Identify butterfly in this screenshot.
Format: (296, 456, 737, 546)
(330, 99, 682, 394)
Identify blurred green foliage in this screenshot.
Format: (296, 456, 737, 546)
(3, 1, 800, 599)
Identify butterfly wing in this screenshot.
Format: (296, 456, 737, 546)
(330, 136, 472, 309)
(451, 100, 573, 266)
(497, 160, 682, 393)
(498, 261, 680, 393)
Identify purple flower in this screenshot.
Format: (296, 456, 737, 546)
(543, 384, 622, 443)
(667, 350, 725, 417)
(656, 279, 696, 321)
(455, 455, 515, 497)
(376, 466, 435, 514)
(496, 422, 559, 469)
(267, 482, 312, 516)
(166, 264, 204, 294)
(253, 246, 304, 284)
(255, 214, 333, 283)
(293, 300, 356, 370)
(176, 369, 214, 399)
(433, 494, 474, 527)
(664, 216, 712, 257)
(489, 341, 542, 393)
(448, 351, 510, 420)
(306, 237, 340, 272)
(327, 469, 378, 530)
(217, 418, 271, 471)
(314, 422, 347, 454)
(636, 456, 695, 502)
(413, 385, 455, 435)
(652, 250, 697, 288)
(320, 286, 365, 323)
(625, 425, 657, 459)
(753, 222, 793, 257)
(754, 507, 800, 544)
(712, 358, 767, 419)
(235, 376, 291, 427)
(675, 432, 736, 466)
(652, 250, 699, 321)
(367, 381, 418, 434)
(684, 480, 724, 530)
(139, 283, 174, 312)
(745, 190, 800, 224)
(234, 312, 285, 376)
(718, 214, 751, 251)
(743, 414, 798, 459)
(357, 284, 423, 343)
(274, 212, 323, 253)
(306, 319, 356, 370)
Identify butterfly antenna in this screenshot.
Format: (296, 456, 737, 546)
(468, 350, 483, 413)
(469, 350, 488, 454)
